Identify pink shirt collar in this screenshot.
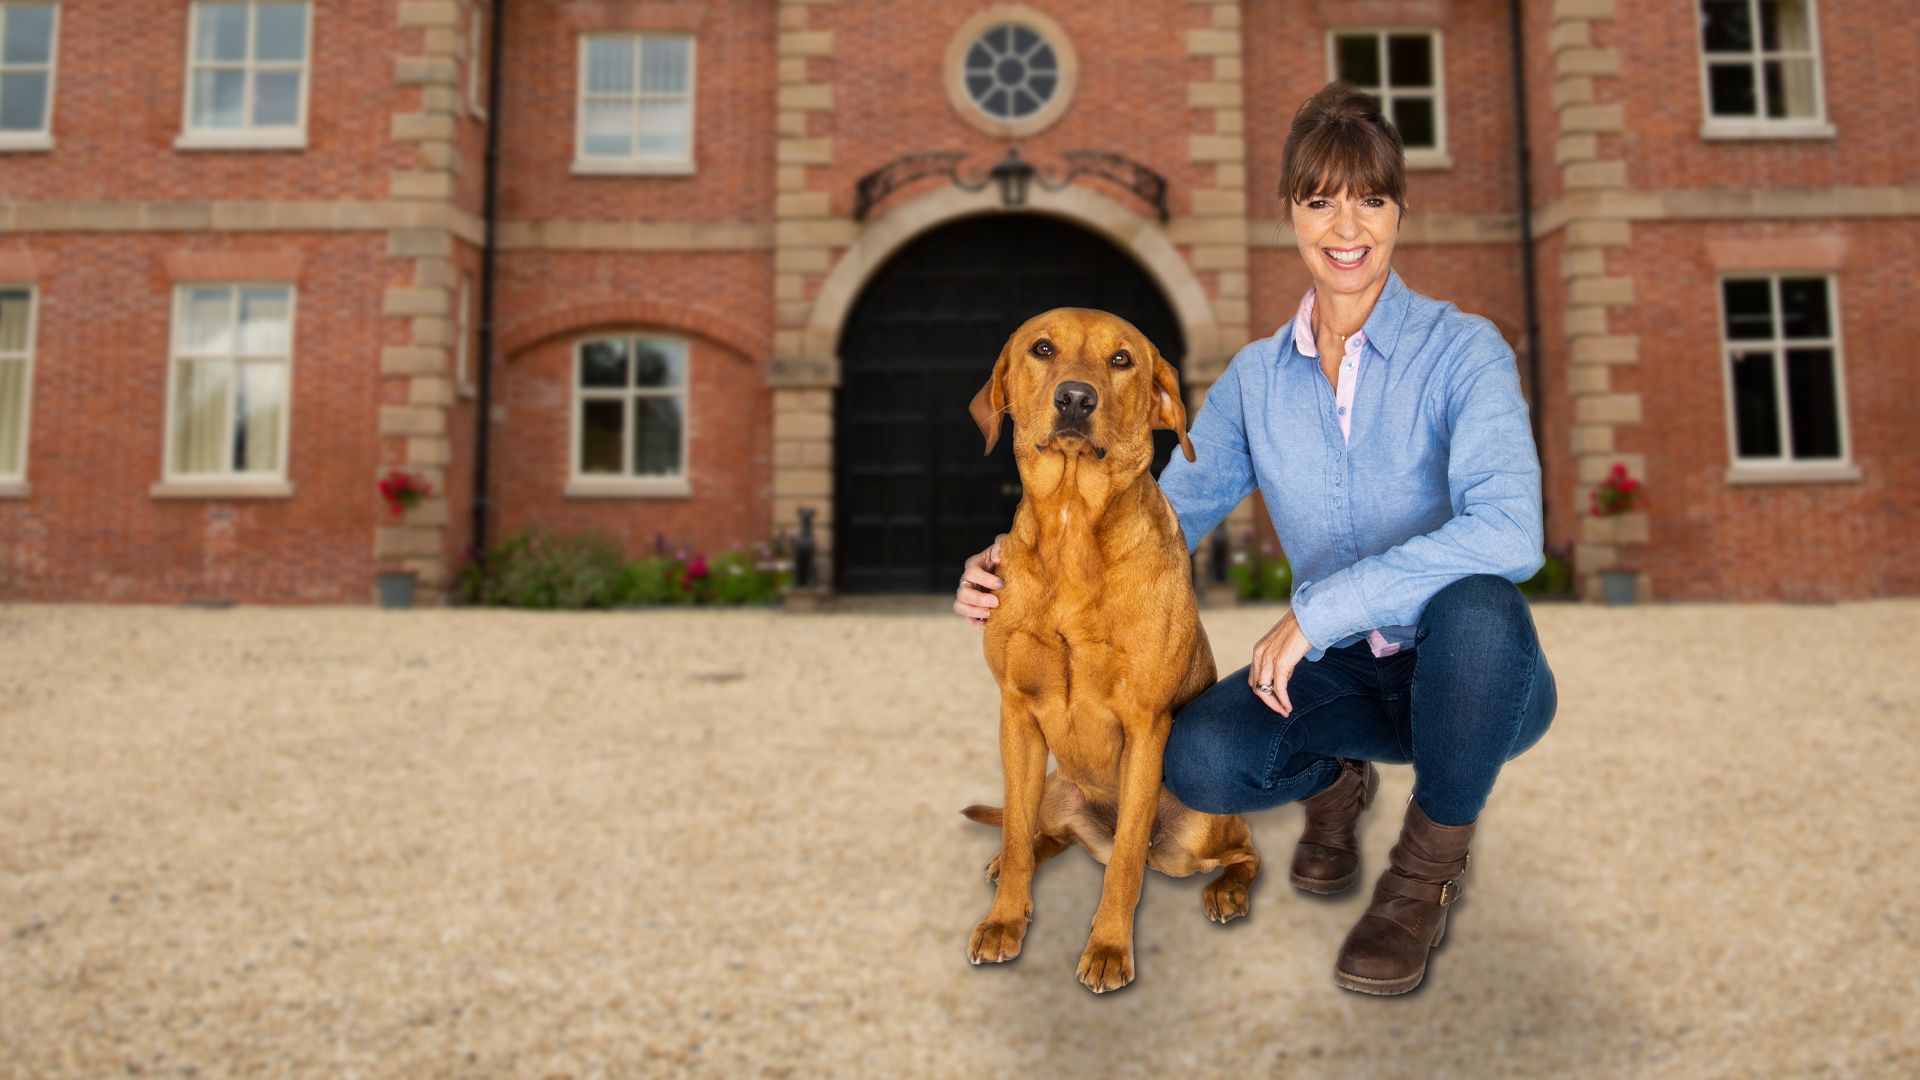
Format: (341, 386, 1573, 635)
(1291, 287, 1368, 359)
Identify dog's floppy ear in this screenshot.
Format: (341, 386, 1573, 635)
(969, 334, 1016, 455)
(1149, 345, 1195, 463)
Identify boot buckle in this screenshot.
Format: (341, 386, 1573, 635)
(1438, 878, 1460, 906)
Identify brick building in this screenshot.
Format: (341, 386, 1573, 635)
(0, 0, 1912, 604)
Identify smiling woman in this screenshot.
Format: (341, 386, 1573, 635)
(954, 80, 1557, 999)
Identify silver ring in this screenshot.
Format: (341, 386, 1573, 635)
(1257, 682, 1274, 695)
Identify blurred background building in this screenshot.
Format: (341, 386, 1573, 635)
(0, 0, 1912, 604)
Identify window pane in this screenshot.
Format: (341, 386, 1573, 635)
(1701, 0, 1753, 51)
(172, 360, 230, 473)
(255, 3, 307, 62)
(1387, 35, 1432, 88)
(1759, 0, 1814, 50)
(1722, 279, 1772, 339)
(1777, 277, 1829, 339)
(636, 100, 690, 157)
(0, 291, 28, 352)
(252, 70, 301, 126)
(237, 288, 291, 354)
(1762, 58, 1818, 118)
(195, 4, 250, 62)
(0, 71, 47, 132)
(580, 339, 627, 388)
(585, 37, 633, 94)
(180, 288, 234, 353)
(1730, 350, 1781, 458)
(1785, 348, 1840, 459)
(1707, 63, 1757, 116)
(634, 342, 685, 388)
(2, 4, 56, 64)
(965, 42, 992, 71)
(1335, 35, 1379, 87)
(1391, 97, 1436, 149)
(633, 397, 682, 477)
(980, 87, 1011, 118)
(192, 69, 248, 129)
(582, 98, 632, 157)
(234, 361, 284, 472)
(0, 360, 22, 476)
(579, 399, 623, 474)
(640, 37, 689, 94)
(1030, 43, 1057, 73)
(1010, 26, 1038, 55)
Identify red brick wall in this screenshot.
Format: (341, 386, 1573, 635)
(486, 250, 774, 561)
(6, 0, 409, 203)
(0, 234, 392, 603)
(1617, 219, 1918, 600)
(494, 2, 776, 223)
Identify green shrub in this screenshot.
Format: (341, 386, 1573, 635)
(619, 557, 691, 605)
(704, 551, 782, 605)
(1518, 550, 1573, 597)
(467, 526, 627, 610)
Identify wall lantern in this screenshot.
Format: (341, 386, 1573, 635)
(852, 147, 1169, 223)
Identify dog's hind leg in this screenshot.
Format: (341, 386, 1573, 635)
(1197, 814, 1261, 924)
(971, 773, 1083, 883)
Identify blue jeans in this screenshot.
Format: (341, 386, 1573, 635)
(1163, 575, 1556, 826)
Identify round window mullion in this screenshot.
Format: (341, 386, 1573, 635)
(944, 7, 1076, 138)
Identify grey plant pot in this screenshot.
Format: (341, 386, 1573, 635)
(377, 571, 417, 610)
(1599, 570, 1638, 606)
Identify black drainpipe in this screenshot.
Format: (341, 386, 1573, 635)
(1507, 0, 1548, 530)
(470, 0, 507, 562)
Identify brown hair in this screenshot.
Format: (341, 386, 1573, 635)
(1279, 81, 1407, 217)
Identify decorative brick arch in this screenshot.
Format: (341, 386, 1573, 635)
(497, 299, 766, 364)
(792, 183, 1225, 385)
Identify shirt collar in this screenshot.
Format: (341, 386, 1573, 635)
(1285, 267, 1410, 362)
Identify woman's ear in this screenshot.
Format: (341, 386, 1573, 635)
(1149, 344, 1195, 463)
(968, 335, 1015, 455)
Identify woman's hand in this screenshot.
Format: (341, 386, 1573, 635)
(953, 534, 1009, 627)
(1248, 609, 1312, 716)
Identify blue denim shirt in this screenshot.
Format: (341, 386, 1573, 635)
(1161, 268, 1545, 662)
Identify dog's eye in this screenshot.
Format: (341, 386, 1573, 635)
(1110, 350, 1133, 369)
(1030, 340, 1054, 359)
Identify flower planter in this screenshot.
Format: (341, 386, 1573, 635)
(377, 571, 417, 610)
(1599, 570, 1638, 606)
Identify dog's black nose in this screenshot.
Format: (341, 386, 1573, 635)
(1054, 381, 1098, 421)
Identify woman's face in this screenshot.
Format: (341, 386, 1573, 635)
(1289, 187, 1402, 300)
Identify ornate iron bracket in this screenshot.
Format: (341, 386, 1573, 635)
(851, 147, 1170, 224)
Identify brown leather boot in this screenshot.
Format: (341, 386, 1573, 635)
(1333, 796, 1475, 995)
(1288, 758, 1380, 894)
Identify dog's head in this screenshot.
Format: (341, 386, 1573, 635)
(967, 308, 1194, 476)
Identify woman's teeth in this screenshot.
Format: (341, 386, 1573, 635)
(1327, 247, 1368, 266)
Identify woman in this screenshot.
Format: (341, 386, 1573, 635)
(951, 81, 1556, 996)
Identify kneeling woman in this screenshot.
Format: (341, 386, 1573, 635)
(954, 81, 1557, 996)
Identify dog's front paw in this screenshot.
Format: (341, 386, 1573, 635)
(968, 916, 1028, 965)
(1203, 875, 1251, 923)
(1076, 939, 1134, 993)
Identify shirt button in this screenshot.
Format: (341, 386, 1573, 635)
(1338, 406, 1347, 415)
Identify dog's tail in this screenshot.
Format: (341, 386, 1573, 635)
(960, 804, 1004, 827)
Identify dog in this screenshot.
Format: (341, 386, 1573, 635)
(961, 307, 1261, 993)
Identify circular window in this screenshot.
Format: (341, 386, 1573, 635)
(944, 7, 1077, 138)
(964, 25, 1059, 120)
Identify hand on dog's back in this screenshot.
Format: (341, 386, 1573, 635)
(953, 534, 1009, 626)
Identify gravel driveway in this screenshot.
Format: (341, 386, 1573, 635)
(3, 599, 1917, 1077)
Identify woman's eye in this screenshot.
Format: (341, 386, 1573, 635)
(1365, 198, 1386, 208)
(1110, 350, 1133, 369)
(1030, 340, 1054, 358)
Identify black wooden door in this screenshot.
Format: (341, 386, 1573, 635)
(835, 214, 1186, 593)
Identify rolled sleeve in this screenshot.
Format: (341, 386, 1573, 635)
(1160, 349, 1259, 555)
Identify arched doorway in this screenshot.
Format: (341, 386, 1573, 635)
(834, 213, 1187, 593)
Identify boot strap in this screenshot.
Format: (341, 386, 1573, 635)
(1379, 871, 1462, 906)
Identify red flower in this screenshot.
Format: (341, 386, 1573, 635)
(687, 555, 710, 580)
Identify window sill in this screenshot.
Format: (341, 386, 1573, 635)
(174, 131, 309, 152)
(565, 478, 692, 499)
(1700, 120, 1836, 141)
(0, 133, 53, 153)
(570, 158, 696, 177)
(1404, 150, 1453, 171)
(1726, 462, 1860, 485)
(151, 479, 296, 498)
(0, 479, 28, 498)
